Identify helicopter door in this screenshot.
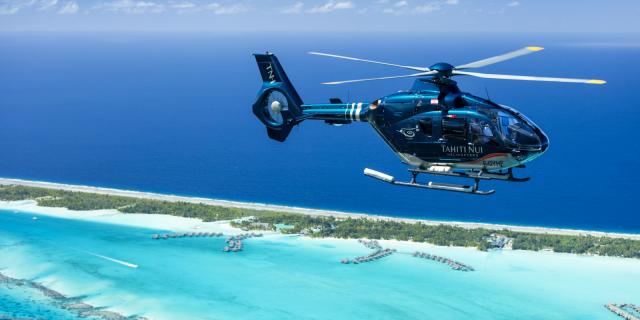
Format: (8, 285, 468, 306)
(441, 116, 467, 143)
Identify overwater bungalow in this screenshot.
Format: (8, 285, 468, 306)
(412, 251, 474, 272)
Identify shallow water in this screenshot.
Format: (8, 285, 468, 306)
(0, 283, 80, 320)
(1, 210, 638, 319)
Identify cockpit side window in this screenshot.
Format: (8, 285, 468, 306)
(442, 116, 466, 142)
(469, 118, 495, 144)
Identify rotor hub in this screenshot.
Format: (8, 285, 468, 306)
(429, 62, 455, 77)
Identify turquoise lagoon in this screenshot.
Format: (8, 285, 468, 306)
(0, 209, 639, 320)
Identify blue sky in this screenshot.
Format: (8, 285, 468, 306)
(0, 0, 638, 32)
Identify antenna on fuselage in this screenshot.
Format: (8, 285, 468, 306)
(484, 86, 492, 101)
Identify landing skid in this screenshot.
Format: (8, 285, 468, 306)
(364, 167, 530, 195)
(394, 179, 495, 195)
(410, 167, 530, 182)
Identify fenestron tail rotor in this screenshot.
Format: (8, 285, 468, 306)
(263, 90, 289, 126)
(309, 47, 606, 85)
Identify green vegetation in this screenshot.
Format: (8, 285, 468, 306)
(0, 185, 270, 221)
(2, 185, 639, 259)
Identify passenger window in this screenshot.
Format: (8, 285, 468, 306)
(419, 118, 432, 136)
(469, 118, 495, 144)
(442, 117, 466, 141)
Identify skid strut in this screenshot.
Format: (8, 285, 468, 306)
(409, 167, 530, 182)
(364, 168, 495, 195)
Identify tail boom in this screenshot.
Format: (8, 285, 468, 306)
(301, 102, 369, 123)
(252, 52, 369, 141)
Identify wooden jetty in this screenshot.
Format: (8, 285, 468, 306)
(151, 232, 224, 240)
(151, 231, 263, 253)
(341, 239, 396, 264)
(358, 239, 383, 250)
(342, 248, 396, 264)
(605, 303, 640, 320)
(412, 251, 474, 272)
(223, 232, 263, 253)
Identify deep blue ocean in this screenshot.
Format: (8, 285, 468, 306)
(1, 32, 638, 232)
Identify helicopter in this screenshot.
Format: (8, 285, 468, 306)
(251, 47, 606, 195)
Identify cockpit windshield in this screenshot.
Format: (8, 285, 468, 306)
(497, 111, 540, 147)
(472, 106, 541, 148)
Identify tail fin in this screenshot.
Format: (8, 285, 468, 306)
(252, 53, 304, 142)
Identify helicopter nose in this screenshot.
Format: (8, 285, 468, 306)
(538, 130, 550, 153)
(519, 128, 549, 163)
(540, 140, 549, 153)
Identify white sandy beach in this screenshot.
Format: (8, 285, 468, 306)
(0, 199, 249, 236)
(1, 177, 639, 240)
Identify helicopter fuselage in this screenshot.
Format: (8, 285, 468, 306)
(300, 79, 549, 172)
(252, 51, 602, 194)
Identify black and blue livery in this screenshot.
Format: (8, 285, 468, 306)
(252, 49, 604, 195)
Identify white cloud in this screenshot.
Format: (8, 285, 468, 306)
(170, 2, 193, 8)
(95, 0, 164, 14)
(445, 0, 458, 5)
(507, 1, 519, 7)
(0, 0, 34, 15)
(57, 0, 77, 14)
(38, 0, 57, 10)
(281, 2, 303, 14)
(0, 0, 65, 14)
(413, 3, 439, 13)
(0, 6, 19, 14)
(169, 1, 194, 9)
(308, 0, 353, 13)
(383, 1, 440, 15)
(203, 3, 250, 15)
(394, 1, 408, 7)
(168, 2, 198, 14)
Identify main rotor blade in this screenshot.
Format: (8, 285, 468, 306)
(455, 46, 544, 70)
(453, 70, 606, 84)
(322, 71, 437, 85)
(309, 51, 429, 72)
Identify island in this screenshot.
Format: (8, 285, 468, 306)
(1, 178, 639, 259)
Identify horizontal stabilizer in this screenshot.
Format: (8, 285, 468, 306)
(267, 127, 293, 142)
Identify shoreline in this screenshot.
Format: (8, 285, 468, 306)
(0, 200, 253, 236)
(1, 177, 639, 240)
(6, 199, 639, 262)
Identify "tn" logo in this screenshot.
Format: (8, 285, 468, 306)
(266, 64, 276, 83)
